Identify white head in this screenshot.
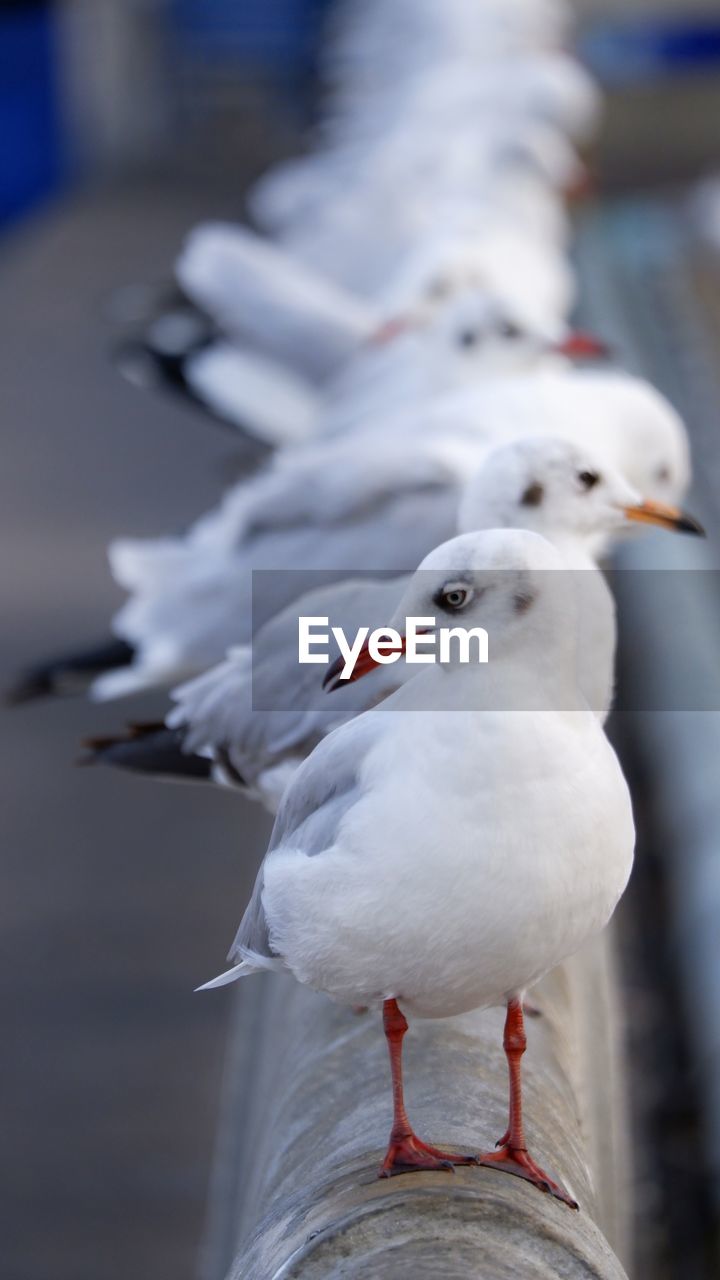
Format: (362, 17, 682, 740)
(600, 384, 692, 507)
(323, 528, 581, 701)
(370, 289, 594, 381)
(418, 291, 560, 379)
(381, 228, 572, 333)
(457, 437, 703, 560)
(383, 528, 580, 695)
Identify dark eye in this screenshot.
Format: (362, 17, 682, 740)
(428, 277, 450, 299)
(499, 319, 522, 339)
(655, 464, 671, 484)
(578, 470, 600, 490)
(457, 328, 480, 348)
(520, 481, 544, 506)
(435, 582, 472, 612)
(514, 589, 535, 615)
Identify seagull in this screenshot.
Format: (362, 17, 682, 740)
(197, 527, 636, 1204)
(127, 216, 575, 444)
(10, 359, 692, 707)
(320, 0, 574, 101)
(83, 437, 703, 804)
(315, 54, 600, 159)
(255, 6, 594, 242)
(176, 218, 573, 383)
(175, 223, 376, 383)
(324, 365, 693, 501)
(170, 221, 575, 442)
(313, 301, 598, 441)
(319, 0, 575, 108)
(177, 289, 585, 447)
(115, 0, 591, 435)
(257, 153, 575, 304)
(119, 1, 591, 435)
(256, 103, 586, 289)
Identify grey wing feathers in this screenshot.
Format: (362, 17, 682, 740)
(229, 714, 378, 965)
(168, 647, 253, 756)
(228, 865, 278, 967)
(268, 715, 375, 857)
(248, 574, 407, 715)
(170, 576, 407, 790)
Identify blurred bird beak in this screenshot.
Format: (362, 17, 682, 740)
(624, 500, 705, 536)
(323, 636, 408, 691)
(554, 331, 610, 360)
(563, 163, 595, 204)
(368, 316, 416, 344)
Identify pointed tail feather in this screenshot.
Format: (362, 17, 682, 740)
(195, 961, 254, 991)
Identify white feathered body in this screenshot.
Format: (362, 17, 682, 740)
(261, 698, 634, 1018)
(334, 369, 691, 505)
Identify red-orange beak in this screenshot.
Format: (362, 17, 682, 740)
(323, 636, 408, 692)
(554, 330, 611, 360)
(563, 164, 595, 205)
(368, 316, 416, 345)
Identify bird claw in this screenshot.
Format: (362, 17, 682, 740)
(476, 1145, 578, 1208)
(380, 1132, 479, 1177)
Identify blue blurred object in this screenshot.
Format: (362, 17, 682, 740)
(170, 0, 333, 69)
(0, 2, 63, 227)
(582, 17, 720, 85)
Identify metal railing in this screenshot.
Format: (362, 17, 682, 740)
(201, 931, 630, 1278)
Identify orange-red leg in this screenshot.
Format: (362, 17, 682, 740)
(379, 998, 479, 1177)
(478, 998, 577, 1208)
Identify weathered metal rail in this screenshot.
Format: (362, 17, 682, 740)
(200, 929, 630, 1278)
(578, 199, 720, 1242)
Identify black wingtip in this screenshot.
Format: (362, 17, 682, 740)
(113, 338, 274, 463)
(113, 301, 215, 404)
(5, 672, 56, 707)
(6, 638, 136, 707)
(80, 722, 213, 782)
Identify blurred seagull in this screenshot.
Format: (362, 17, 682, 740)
(319, 0, 576, 117)
(327, 367, 693, 501)
(168, 221, 575, 441)
(123, 220, 575, 443)
(255, 113, 585, 292)
(176, 288, 586, 447)
(9, 367, 692, 706)
(84, 438, 703, 804)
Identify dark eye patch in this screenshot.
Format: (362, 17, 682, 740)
(520, 481, 544, 507)
(457, 328, 480, 348)
(428, 277, 450, 299)
(578, 470, 600, 490)
(513, 590, 536, 615)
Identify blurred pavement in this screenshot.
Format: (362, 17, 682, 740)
(0, 178, 273, 1280)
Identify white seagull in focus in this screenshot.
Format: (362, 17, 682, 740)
(197, 527, 636, 1204)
